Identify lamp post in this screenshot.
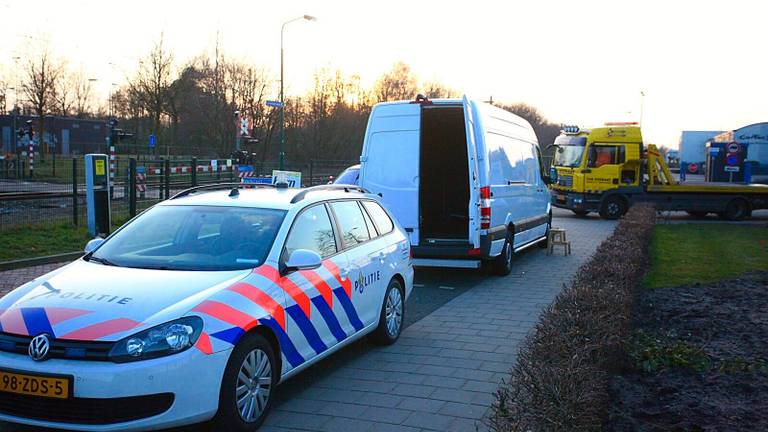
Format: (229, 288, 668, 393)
(280, 14, 316, 170)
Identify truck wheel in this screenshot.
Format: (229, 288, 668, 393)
(720, 199, 749, 221)
(491, 230, 513, 276)
(599, 196, 627, 220)
(571, 210, 590, 217)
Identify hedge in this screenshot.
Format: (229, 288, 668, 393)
(486, 204, 656, 432)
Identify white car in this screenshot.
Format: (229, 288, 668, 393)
(0, 183, 413, 431)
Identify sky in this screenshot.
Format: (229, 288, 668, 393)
(0, 0, 766, 147)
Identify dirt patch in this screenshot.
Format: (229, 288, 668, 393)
(607, 272, 768, 431)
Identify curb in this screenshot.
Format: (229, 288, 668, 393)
(0, 252, 82, 272)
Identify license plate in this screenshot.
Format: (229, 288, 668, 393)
(0, 369, 71, 399)
(557, 194, 566, 202)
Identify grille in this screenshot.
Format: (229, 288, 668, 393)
(0, 333, 113, 361)
(0, 391, 174, 425)
(558, 175, 573, 187)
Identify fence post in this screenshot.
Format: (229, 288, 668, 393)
(164, 158, 171, 200)
(191, 157, 198, 187)
(72, 158, 78, 226)
(129, 158, 137, 218)
(309, 160, 314, 186)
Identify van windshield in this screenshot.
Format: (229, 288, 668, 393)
(553, 135, 587, 167)
(87, 205, 286, 271)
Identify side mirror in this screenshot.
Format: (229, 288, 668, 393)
(84, 237, 104, 254)
(549, 167, 558, 184)
(283, 249, 322, 273)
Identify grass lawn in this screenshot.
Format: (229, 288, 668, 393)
(0, 218, 130, 262)
(644, 223, 768, 288)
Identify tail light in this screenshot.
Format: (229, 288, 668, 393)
(480, 186, 491, 229)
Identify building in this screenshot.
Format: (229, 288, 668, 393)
(0, 115, 107, 156)
(679, 130, 723, 175)
(710, 123, 768, 178)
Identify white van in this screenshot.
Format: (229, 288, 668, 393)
(359, 95, 552, 275)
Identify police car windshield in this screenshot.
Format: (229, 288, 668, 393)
(89, 205, 286, 271)
(553, 136, 587, 167)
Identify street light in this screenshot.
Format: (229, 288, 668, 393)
(280, 14, 316, 170)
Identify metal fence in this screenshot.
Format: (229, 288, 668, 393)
(0, 157, 356, 231)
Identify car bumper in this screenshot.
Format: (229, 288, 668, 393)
(0, 346, 231, 431)
(551, 190, 600, 212)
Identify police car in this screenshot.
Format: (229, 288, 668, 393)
(0, 183, 413, 431)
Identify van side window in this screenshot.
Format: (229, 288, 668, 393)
(284, 205, 337, 259)
(330, 201, 371, 248)
(362, 201, 394, 235)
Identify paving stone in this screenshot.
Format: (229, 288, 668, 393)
(402, 411, 456, 431)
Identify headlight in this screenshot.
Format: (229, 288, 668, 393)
(109, 316, 203, 363)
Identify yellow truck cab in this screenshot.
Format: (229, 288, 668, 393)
(549, 123, 768, 220)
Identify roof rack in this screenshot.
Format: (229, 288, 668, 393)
(290, 184, 369, 204)
(170, 182, 275, 200)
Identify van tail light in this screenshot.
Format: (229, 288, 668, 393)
(480, 186, 491, 229)
(468, 248, 481, 256)
(409, 247, 414, 261)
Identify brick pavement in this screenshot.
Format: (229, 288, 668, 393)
(261, 210, 618, 432)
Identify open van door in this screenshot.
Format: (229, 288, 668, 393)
(359, 103, 421, 245)
(462, 96, 481, 249)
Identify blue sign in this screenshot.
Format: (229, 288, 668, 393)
(266, 100, 284, 108)
(726, 154, 738, 166)
(242, 177, 272, 184)
(149, 134, 156, 148)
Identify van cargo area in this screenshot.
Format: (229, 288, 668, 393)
(419, 105, 470, 242)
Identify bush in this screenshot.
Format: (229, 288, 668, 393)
(486, 204, 656, 432)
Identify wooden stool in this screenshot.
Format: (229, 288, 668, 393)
(547, 227, 571, 256)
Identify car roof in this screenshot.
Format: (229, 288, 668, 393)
(158, 185, 372, 211)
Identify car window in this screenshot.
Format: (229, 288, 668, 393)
(90, 205, 286, 271)
(330, 201, 371, 248)
(359, 201, 378, 238)
(588, 145, 620, 167)
(284, 205, 337, 259)
(362, 201, 394, 234)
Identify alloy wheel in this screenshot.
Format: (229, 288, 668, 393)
(236, 348, 272, 422)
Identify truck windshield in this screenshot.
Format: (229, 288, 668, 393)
(87, 205, 286, 271)
(553, 136, 587, 167)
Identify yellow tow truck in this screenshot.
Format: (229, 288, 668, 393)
(549, 123, 768, 220)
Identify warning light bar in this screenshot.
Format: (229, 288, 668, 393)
(561, 125, 581, 134)
(604, 122, 639, 126)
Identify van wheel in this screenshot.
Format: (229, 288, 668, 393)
(599, 196, 626, 220)
(211, 332, 278, 431)
(571, 210, 590, 217)
(491, 231, 513, 276)
(370, 279, 404, 345)
(538, 212, 552, 249)
(719, 199, 749, 221)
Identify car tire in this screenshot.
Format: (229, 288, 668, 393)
(719, 198, 749, 221)
(538, 212, 552, 249)
(571, 209, 590, 217)
(370, 279, 405, 345)
(211, 332, 278, 432)
(599, 196, 627, 220)
(491, 230, 513, 276)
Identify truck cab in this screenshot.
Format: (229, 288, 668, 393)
(550, 123, 643, 219)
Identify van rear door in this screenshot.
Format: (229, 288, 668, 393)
(462, 96, 481, 249)
(360, 103, 421, 245)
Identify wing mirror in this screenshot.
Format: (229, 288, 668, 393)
(283, 249, 322, 273)
(84, 237, 105, 254)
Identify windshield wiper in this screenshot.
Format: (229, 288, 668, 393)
(87, 256, 118, 266)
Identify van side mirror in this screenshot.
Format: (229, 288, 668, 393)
(84, 237, 104, 254)
(283, 249, 322, 273)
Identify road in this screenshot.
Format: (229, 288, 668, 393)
(0, 209, 618, 431)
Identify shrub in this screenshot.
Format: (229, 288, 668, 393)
(486, 204, 656, 432)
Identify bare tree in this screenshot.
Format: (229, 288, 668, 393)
(423, 81, 459, 99)
(374, 61, 418, 102)
(71, 70, 96, 118)
(132, 35, 174, 137)
(23, 49, 63, 154)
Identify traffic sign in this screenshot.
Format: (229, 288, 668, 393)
(726, 155, 738, 166)
(149, 134, 156, 148)
(727, 142, 739, 153)
(724, 166, 740, 173)
(266, 100, 284, 108)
